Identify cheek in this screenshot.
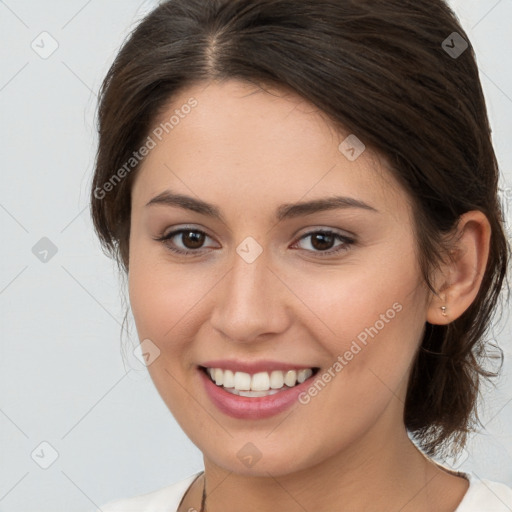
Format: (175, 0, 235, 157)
(286, 245, 426, 389)
(287, 256, 420, 345)
(127, 253, 209, 420)
(128, 247, 212, 342)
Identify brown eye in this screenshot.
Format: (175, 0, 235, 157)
(155, 228, 216, 255)
(180, 230, 206, 249)
(310, 232, 335, 251)
(294, 230, 355, 256)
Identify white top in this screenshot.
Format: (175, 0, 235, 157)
(96, 471, 512, 512)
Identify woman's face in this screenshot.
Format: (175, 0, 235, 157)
(128, 79, 431, 476)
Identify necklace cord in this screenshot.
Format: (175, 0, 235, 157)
(200, 471, 206, 512)
(176, 471, 205, 512)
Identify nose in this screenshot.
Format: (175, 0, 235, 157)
(209, 246, 292, 344)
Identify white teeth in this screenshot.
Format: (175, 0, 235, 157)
(238, 389, 282, 397)
(214, 368, 224, 386)
(205, 367, 314, 393)
(297, 369, 312, 383)
(251, 372, 270, 391)
(223, 369, 235, 388)
(270, 370, 284, 389)
(284, 370, 297, 387)
(233, 371, 251, 391)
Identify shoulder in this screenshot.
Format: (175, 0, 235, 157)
(96, 472, 202, 512)
(456, 473, 512, 512)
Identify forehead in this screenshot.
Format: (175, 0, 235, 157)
(131, 79, 409, 219)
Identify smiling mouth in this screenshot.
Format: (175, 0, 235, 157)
(199, 366, 320, 397)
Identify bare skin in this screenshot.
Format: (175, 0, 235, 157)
(127, 79, 489, 512)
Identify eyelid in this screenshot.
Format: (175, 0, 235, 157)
(293, 225, 356, 240)
(159, 224, 215, 242)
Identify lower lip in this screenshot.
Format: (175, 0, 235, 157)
(198, 367, 317, 420)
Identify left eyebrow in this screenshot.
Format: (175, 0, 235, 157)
(276, 196, 378, 221)
(145, 190, 378, 222)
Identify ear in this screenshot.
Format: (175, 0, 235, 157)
(426, 210, 491, 325)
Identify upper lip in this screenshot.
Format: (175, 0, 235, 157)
(199, 359, 319, 374)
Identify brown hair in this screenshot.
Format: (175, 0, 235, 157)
(90, 0, 510, 458)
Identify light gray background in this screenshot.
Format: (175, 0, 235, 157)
(1, 1, 511, 511)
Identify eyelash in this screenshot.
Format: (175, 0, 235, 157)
(153, 228, 355, 257)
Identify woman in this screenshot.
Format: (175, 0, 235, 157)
(90, 0, 512, 510)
